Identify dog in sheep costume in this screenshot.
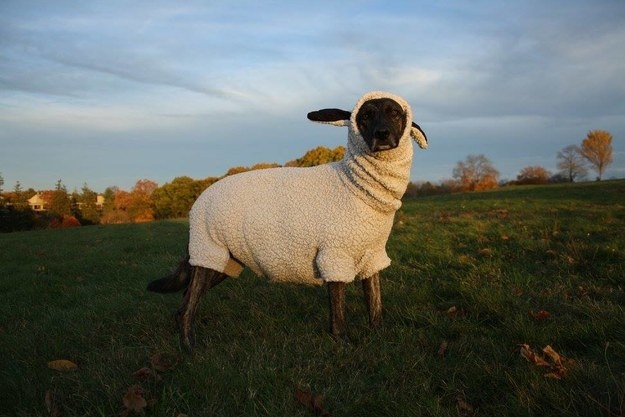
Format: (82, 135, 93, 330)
(148, 91, 428, 349)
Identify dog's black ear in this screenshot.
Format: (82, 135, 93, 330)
(307, 109, 351, 126)
(410, 122, 428, 149)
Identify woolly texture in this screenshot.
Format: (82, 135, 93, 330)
(189, 91, 422, 285)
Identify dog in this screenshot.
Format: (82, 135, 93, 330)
(148, 95, 423, 350)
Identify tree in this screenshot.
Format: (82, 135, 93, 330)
(120, 179, 157, 222)
(452, 154, 500, 191)
(78, 183, 100, 225)
(556, 145, 588, 182)
(100, 186, 132, 224)
(48, 179, 71, 217)
(225, 166, 251, 176)
(580, 130, 613, 180)
(102, 187, 117, 213)
(285, 146, 345, 167)
(152, 176, 202, 219)
(0, 172, 4, 207)
(516, 166, 551, 185)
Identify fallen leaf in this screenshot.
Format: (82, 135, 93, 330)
(519, 344, 550, 367)
(446, 306, 457, 316)
(122, 385, 147, 413)
(529, 310, 551, 321)
(48, 359, 78, 372)
(150, 352, 179, 372)
(295, 388, 331, 417)
(519, 344, 572, 379)
(478, 248, 493, 256)
(438, 340, 448, 357)
(542, 345, 561, 365)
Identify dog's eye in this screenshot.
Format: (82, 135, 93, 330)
(389, 109, 402, 119)
(360, 111, 373, 121)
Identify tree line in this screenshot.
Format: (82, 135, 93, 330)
(0, 130, 614, 231)
(406, 129, 614, 197)
(0, 146, 345, 231)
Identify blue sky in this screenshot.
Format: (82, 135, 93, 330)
(1, 0, 624, 192)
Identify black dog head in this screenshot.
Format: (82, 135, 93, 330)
(355, 98, 407, 152)
(307, 93, 428, 152)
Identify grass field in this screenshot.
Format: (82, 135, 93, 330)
(1, 180, 624, 416)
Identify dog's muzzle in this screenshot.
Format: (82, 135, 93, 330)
(370, 129, 399, 152)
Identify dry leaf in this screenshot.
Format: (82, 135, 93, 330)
(529, 310, 551, 321)
(48, 359, 78, 372)
(122, 385, 147, 413)
(543, 345, 561, 365)
(149, 352, 179, 372)
(438, 340, 448, 357)
(478, 248, 493, 256)
(295, 388, 331, 417)
(446, 306, 457, 316)
(519, 344, 550, 367)
(519, 344, 571, 379)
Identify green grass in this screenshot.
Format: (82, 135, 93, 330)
(1, 180, 624, 416)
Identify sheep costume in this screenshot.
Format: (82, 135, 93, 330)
(188, 91, 427, 286)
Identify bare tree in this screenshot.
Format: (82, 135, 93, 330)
(556, 145, 588, 182)
(452, 154, 499, 191)
(580, 130, 613, 180)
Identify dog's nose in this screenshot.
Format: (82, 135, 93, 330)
(374, 129, 390, 140)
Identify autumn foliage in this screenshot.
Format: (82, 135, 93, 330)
(285, 145, 345, 167)
(516, 166, 552, 185)
(580, 129, 613, 180)
(452, 154, 500, 192)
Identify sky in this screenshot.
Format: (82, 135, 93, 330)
(1, 0, 624, 193)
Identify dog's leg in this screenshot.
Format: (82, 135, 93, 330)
(328, 281, 349, 342)
(177, 266, 227, 351)
(362, 273, 382, 328)
(147, 255, 191, 293)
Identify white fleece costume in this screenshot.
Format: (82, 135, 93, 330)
(188, 91, 427, 285)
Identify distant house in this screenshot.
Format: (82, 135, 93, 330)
(28, 192, 52, 211)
